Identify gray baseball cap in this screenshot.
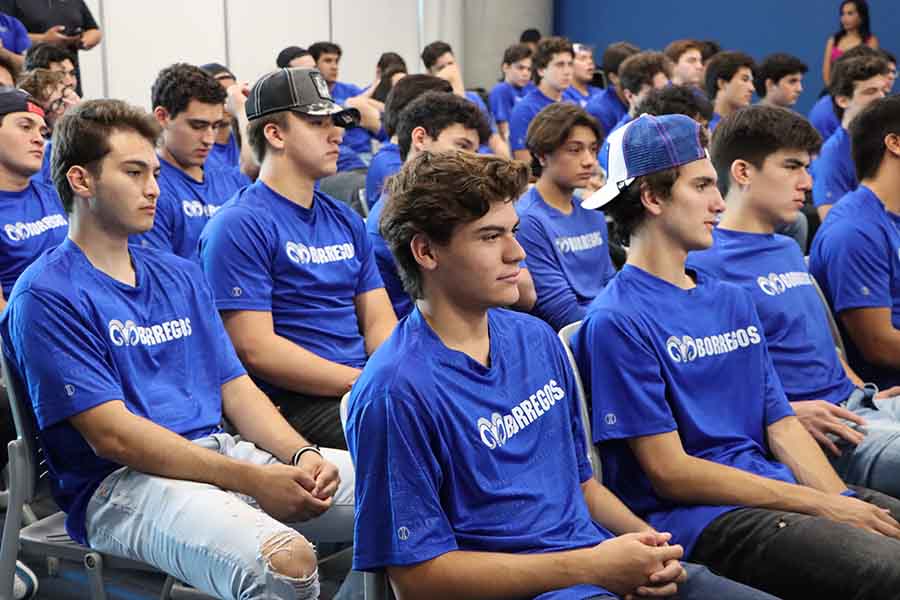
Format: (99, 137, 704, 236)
(246, 68, 360, 128)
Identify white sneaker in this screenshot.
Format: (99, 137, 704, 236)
(13, 561, 37, 600)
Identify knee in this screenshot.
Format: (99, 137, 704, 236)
(261, 531, 317, 580)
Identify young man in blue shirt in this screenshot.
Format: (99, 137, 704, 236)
(421, 40, 509, 158)
(0, 88, 66, 309)
(364, 74, 452, 210)
(518, 103, 615, 331)
(131, 63, 247, 262)
(755, 53, 807, 109)
(810, 95, 900, 401)
(562, 43, 601, 108)
(811, 54, 889, 220)
(664, 40, 704, 89)
(586, 42, 639, 141)
(0, 11, 29, 70)
(704, 51, 755, 132)
(510, 36, 574, 164)
(348, 149, 777, 600)
(200, 68, 397, 450)
(574, 112, 900, 599)
(367, 91, 490, 319)
(200, 62, 241, 170)
(2, 98, 354, 600)
(308, 41, 383, 164)
(488, 43, 534, 142)
(689, 105, 900, 497)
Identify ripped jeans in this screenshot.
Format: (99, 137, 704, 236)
(84, 433, 355, 600)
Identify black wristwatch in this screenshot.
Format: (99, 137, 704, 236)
(291, 444, 322, 466)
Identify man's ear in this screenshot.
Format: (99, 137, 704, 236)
(835, 94, 852, 111)
(729, 159, 753, 187)
(66, 165, 93, 201)
(885, 132, 900, 159)
(153, 106, 170, 128)
(410, 232, 439, 273)
(639, 182, 666, 217)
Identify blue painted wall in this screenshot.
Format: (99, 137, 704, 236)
(554, 0, 896, 115)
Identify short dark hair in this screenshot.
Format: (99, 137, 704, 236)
(372, 64, 408, 103)
(850, 95, 900, 181)
(635, 85, 714, 123)
(754, 53, 808, 97)
(601, 41, 640, 77)
(664, 39, 702, 64)
(704, 51, 755, 100)
(395, 91, 490, 160)
(377, 52, 407, 73)
(520, 28, 541, 44)
(276, 46, 309, 68)
(52, 99, 161, 212)
(533, 36, 574, 84)
(308, 42, 342, 61)
(829, 55, 889, 120)
(151, 63, 226, 118)
(710, 105, 822, 195)
(618, 51, 673, 95)
(502, 43, 533, 66)
(421, 41, 453, 70)
(605, 127, 710, 240)
(880, 48, 897, 66)
(383, 74, 452, 137)
(246, 111, 290, 164)
(526, 102, 601, 165)
(840, 44, 880, 62)
(698, 40, 722, 63)
(381, 151, 529, 299)
(24, 43, 75, 71)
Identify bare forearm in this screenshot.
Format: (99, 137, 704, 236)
(768, 416, 847, 493)
(236, 112, 258, 180)
(390, 548, 595, 600)
(840, 354, 865, 387)
(0, 47, 23, 69)
(242, 332, 360, 397)
(80, 29, 101, 49)
(222, 376, 310, 463)
(582, 479, 649, 535)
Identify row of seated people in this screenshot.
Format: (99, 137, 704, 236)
(0, 40, 897, 600)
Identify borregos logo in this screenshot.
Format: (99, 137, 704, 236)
(665, 326, 762, 364)
(108, 318, 192, 347)
(4, 214, 67, 242)
(285, 240, 355, 265)
(477, 379, 565, 449)
(756, 271, 812, 296)
(181, 200, 221, 218)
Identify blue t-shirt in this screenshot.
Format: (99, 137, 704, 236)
(0, 239, 245, 544)
(0, 180, 67, 296)
(365, 193, 412, 319)
(364, 143, 402, 210)
(516, 187, 616, 332)
(809, 185, 900, 390)
(598, 113, 632, 172)
(0, 13, 30, 54)
(207, 131, 240, 170)
(199, 181, 385, 392)
(331, 81, 373, 157)
(488, 81, 535, 124)
(347, 307, 613, 599)
(571, 265, 796, 557)
(464, 91, 498, 155)
(809, 95, 840, 142)
(33, 141, 52, 187)
(562, 85, 602, 108)
(708, 112, 722, 132)
(131, 157, 248, 263)
(585, 85, 627, 140)
(811, 127, 856, 208)
(688, 228, 857, 404)
(509, 88, 557, 152)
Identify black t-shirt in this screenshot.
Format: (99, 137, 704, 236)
(0, 0, 97, 34)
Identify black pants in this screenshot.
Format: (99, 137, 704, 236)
(270, 391, 346, 450)
(691, 486, 900, 600)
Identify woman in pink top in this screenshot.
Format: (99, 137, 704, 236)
(823, 0, 879, 85)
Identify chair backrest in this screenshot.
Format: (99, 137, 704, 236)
(0, 340, 39, 503)
(808, 272, 847, 359)
(557, 321, 603, 482)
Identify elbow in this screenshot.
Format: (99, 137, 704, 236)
(87, 430, 130, 465)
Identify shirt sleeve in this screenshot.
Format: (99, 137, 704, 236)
(489, 87, 510, 124)
(192, 268, 246, 385)
(508, 105, 532, 152)
(348, 382, 457, 570)
(517, 214, 587, 332)
(811, 151, 855, 208)
(11, 17, 30, 53)
(199, 208, 274, 312)
(352, 216, 386, 296)
(574, 310, 677, 443)
(79, 1, 99, 29)
(6, 290, 124, 430)
(551, 333, 594, 483)
(818, 223, 892, 313)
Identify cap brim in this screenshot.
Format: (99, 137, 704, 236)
(582, 175, 634, 210)
(292, 102, 360, 128)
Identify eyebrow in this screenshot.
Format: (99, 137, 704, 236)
(690, 176, 716, 185)
(122, 160, 158, 169)
(783, 157, 808, 167)
(475, 219, 520, 234)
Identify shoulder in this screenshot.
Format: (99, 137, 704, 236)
(686, 245, 723, 276)
(11, 245, 75, 299)
(316, 191, 365, 228)
(203, 186, 269, 236)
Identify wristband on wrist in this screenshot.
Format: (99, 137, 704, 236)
(291, 445, 322, 466)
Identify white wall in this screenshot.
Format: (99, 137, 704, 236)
(77, 0, 551, 108)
